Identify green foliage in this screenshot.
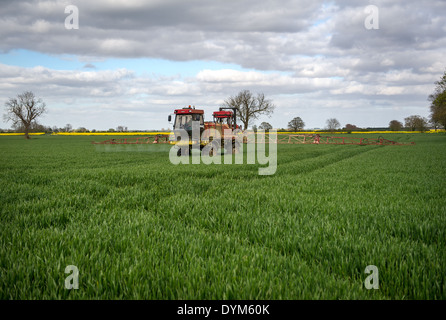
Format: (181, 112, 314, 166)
(258, 122, 273, 131)
(429, 70, 446, 129)
(389, 120, 403, 131)
(0, 134, 445, 299)
(404, 115, 429, 132)
(430, 91, 446, 129)
(288, 117, 305, 131)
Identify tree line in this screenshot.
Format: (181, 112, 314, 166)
(0, 120, 131, 136)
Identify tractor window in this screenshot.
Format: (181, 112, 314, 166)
(215, 117, 231, 126)
(174, 114, 203, 129)
(192, 114, 204, 125)
(179, 115, 192, 128)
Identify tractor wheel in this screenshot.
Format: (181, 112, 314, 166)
(208, 141, 220, 156)
(223, 140, 232, 154)
(233, 140, 241, 154)
(177, 147, 190, 156)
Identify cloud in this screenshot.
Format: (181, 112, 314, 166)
(82, 63, 96, 69)
(0, 0, 445, 130)
(0, 61, 436, 130)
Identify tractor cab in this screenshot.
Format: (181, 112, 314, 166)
(213, 110, 234, 129)
(212, 108, 240, 130)
(170, 106, 204, 133)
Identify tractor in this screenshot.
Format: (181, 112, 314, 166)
(168, 105, 241, 156)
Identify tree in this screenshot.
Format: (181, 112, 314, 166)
(326, 118, 341, 131)
(404, 115, 428, 131)
(258, 122, 272, 131)
(429, 70, 446, 129)
(430, 92, 446, 129)
(222, 90, 275, 130)
(76, 127, 88, 133)
(288, 117, 305, 131)
(12, 120, 46, 133)
(3, 91, 46, 139)
(389, 120, 403, 131)
(65, 123, 72, 132)
(343, 124, 359, 131)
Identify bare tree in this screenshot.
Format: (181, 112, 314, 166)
(3, 91, 46, 139)
(222, 90, 275, 130)
(65, 123, 72, 132)
(288, 117, 305, 131)
(326, 118, 341, 131)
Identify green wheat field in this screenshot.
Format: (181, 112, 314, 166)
(0, 133, 445, 299)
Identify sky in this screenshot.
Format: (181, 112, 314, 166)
(0, 0, 445, 131)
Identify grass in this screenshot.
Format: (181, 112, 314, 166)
(0, 133, 445, 299)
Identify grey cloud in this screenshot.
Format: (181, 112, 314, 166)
(0, 0, 444, 129)
(83, 63, 96, 69)
(1, 0, 444, 76)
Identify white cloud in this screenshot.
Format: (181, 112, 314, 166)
(0, 62, 434, 130)
(197, 69, 265, 83)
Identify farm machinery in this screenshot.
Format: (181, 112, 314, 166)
(168, 105, 242, 155)
(91, 105, 242, 151)
(92, 104, 415, 148)
(166, 106, 415, 149)
(91, 135, 169, 145)
(276, 134, 415, 145)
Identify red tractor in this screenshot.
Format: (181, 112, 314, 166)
(168, 105, 241, 155)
